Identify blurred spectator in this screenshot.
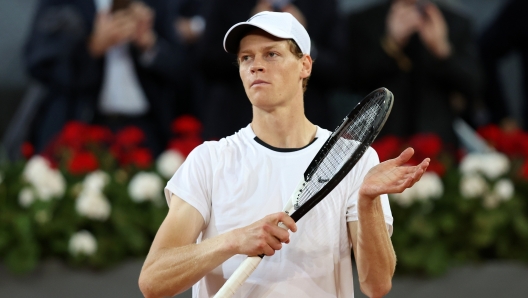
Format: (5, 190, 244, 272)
(345, 0, 481, 144)
(196, 0, 345, 140)
(479, 0, 528, 130)
(169, 0, 211, 123)
(24, 0, 188, 155)
(172, 0, 210, 46)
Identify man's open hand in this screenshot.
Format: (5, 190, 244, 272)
(359, 147, 430, 200)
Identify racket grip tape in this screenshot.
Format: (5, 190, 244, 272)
(213, 256, 263, 298)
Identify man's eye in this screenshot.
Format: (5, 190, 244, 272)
(241, 56, 250, 61)
(268, 52, 277, 57)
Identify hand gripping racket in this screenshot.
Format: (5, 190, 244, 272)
(214, 87, 394, 298)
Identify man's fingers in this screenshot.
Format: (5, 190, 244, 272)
(262, 244, 275, 256)
(405, 164, 428, 186)
(264, 220, 291, 244)
(386, 147, 414, 167)
(272, 212, 297, 233)
(266, 234, 284, 250)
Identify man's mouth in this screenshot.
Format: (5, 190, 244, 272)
(251, 80, 269, 87)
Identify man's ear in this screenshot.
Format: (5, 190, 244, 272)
(300, 54, 313, 79)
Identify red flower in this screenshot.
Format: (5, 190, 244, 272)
(498, 129, 523, 156)
(87, 126, 113, 144)
(171, 115, 202, 136)
(115, 126, 145, 148)
(68, 151, 99, 175)
(127, 148, 152, 169)
(520, 160, 528, 180)
(168, 136, 202, 157)
(409, 133, 442, 159)
(477, 124, 502, 148)
(518, 133, 528, 159)
(58, 121, 88, 149)
(427, 160, 446, 176)
(372, 135, 401, 162)
(21, 142, 34, 159)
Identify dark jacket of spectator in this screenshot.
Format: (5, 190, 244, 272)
(479, 0, 528, 129)
(345, 0, 481, 144)
(25, 0, 188, 153)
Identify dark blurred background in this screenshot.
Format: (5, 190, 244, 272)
(1, 0, 525, 156)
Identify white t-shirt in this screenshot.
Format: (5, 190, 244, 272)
(165, 125, 393, 298)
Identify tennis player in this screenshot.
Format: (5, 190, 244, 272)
(139, 11, 430, 298)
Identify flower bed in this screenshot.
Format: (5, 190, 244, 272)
(0, 116, 201, 274)
(374, 127, 528, 275)
(1, 121, 528, 276)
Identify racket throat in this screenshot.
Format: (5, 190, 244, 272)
(286, 179, 307, 212)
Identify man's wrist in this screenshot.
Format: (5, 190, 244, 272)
(221, 228, 240, 256)
(358, 194, 378, 207)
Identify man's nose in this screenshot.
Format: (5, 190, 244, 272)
(250, 57, 265, 74)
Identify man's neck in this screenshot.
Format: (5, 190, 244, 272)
(250, 103, 317, 149)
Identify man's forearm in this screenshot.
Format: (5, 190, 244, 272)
(356, 196, 396, 298)
(139, 232, 236, 298)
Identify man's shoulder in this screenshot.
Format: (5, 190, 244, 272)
(197, 126, 254, 154)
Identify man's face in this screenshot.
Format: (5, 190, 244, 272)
(237, 29, 310, 111)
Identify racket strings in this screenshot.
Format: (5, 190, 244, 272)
(296, 95, 385, 207)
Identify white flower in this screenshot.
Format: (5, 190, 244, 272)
(22, 156, 50, 184)
(156, 150, 185, 179)
(460, 174, 488, 199)
(18, 187, 35, 207)
(479, 153, 510, 180)
(493, 178, 514, 201)
(390, 172, 443, 207)
(459, 152, 510, 180)
(75, 190, 111, 221)
(45, 169, 66, 198)
(128, 172, 164, 203)
(69, 230, 97, 256)
(22, 155, 66, 201)
(83, 170, 110, 192)
(413, 172, 444, 200)
(390, 187, 417, 207)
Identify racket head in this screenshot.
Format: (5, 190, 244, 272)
(290, 87, 393, 222)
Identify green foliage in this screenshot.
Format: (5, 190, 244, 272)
(391, 168, 528, 276)
(0, 161, 168, 274)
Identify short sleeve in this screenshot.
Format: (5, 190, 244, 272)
(345, 147, 394, 235)
(164, 143, 213, 226)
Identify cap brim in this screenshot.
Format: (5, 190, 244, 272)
(223, 22, 293, 54)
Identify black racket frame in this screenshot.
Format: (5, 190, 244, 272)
(290, 87, 394, 222)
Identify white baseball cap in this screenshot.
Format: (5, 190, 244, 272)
(223, 11, 311, 55)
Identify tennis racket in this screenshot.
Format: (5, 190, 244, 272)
(214, 87, 394, 298)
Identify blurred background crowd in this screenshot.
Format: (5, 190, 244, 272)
(0, 0, 526, 160)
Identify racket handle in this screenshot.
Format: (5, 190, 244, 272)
(214, 256, 262, 298)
